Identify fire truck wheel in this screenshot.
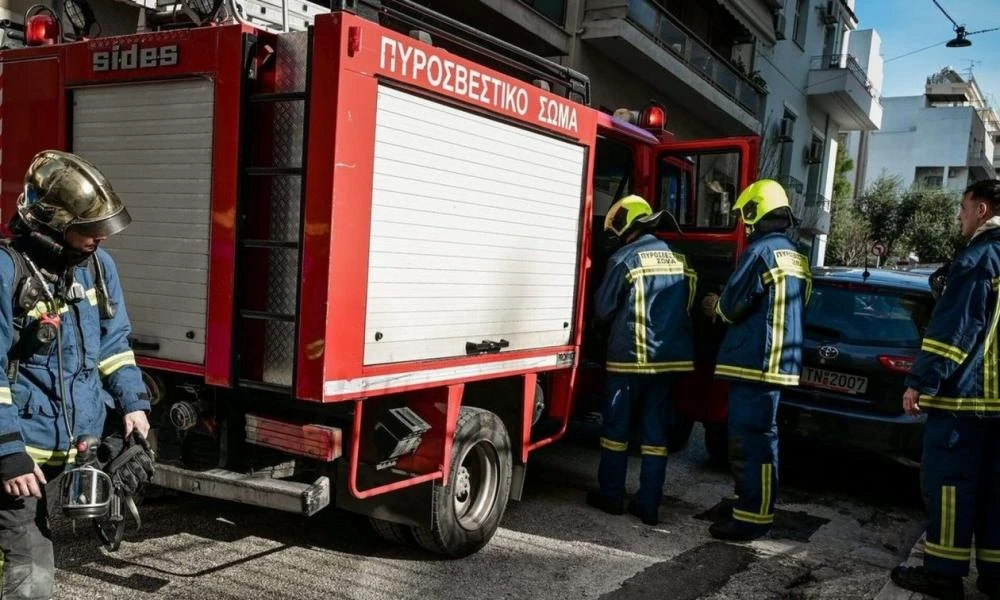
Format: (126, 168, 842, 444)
(369, 517, 414, 546)
(411, 407, 512, 558)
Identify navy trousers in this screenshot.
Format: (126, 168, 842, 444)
(727, 382, 780, 532)
(598, 373, 673, 516)
(921, 410, 1000, 578)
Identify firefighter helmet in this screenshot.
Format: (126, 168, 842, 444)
(17, 150, 131, 238)
(731, 179, 791, 226)
(604, 195, 663, 238)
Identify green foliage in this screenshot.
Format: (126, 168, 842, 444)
(826, 174, 961, 266)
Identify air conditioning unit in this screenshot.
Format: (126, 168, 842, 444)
(804, 140, 824, 164)
(774, 12, 786, 40)
(778, 117, 794, 142)
(820, 0, 838, 25)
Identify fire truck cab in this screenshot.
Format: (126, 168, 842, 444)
(0, 0, 756, 556)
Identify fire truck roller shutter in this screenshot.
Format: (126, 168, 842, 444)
(365, 85, 586, 365)
(71, 79, 214, 365)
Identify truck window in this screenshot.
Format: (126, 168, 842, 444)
(657, 150, 741, 230)
(592, 136, 633, 217)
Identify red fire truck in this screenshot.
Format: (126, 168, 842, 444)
(0, 0, 756, 556)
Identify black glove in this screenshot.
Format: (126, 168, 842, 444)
(929, 262, 951, 300)
(0, 452, 35, 482)
(105, 432, 155, 496)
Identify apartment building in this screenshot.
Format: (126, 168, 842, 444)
(844, 66, 999, 194)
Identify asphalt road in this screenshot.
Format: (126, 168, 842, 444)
(48, 425, 929, 600)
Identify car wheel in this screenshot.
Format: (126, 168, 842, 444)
(411, 407, 512, 558)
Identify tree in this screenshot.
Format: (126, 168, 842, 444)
(897, 187, 961, 264)
(855, 175, 904, 259)
(844, 175, 962, 266)
(826, 145, 870, 265)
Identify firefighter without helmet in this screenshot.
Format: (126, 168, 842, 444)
(17, 150, 131, 238)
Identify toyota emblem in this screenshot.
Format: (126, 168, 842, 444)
(818, 346, 839, 359)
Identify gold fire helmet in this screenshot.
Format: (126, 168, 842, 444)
(17, 150, 131, 238)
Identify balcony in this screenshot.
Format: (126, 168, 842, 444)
(582, 0, 765, 135)
(798, 194, 832, 235)
(806, 54, 882, 132)
(778, 175, 805, 197)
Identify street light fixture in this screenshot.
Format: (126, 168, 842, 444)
(946, 25, 972, 47)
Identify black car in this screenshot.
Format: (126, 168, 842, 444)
(778, 267, 936, 466)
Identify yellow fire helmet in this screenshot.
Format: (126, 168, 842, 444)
(17, 150, 131, 238)
(604, 194, 664, 238)
(732, 179, 791, 226)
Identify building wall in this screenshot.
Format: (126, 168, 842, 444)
(863, 97, 975, 189)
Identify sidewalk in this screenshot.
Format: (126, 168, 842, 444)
(876, 533, 988, 600)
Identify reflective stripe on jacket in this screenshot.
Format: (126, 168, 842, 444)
(594, 234, 696, 374)
(907, 228, 1000, 414)
(714, 231, 811, 386)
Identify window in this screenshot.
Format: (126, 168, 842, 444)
(805, 285, 933, 348)
(923, 175, 944, 188)
(592, 136, 634, 217)
(657, 150, 741, 230)
(518, 0, 566, 26)
(792, 0, 808, 48)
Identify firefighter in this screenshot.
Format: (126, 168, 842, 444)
(586, 195, 696, 526)
(701, 179, 811, 541)
(0, 150, 151, 599)
(890, 179, 1000, 600)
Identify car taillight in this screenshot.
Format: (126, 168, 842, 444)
(25, 12, 60, 46)
(879, 355, 913, 373)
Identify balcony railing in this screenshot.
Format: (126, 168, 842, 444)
(624, 0, 766, 117)
(801, 193, 832, 234)
(778, 175, 805, 195)
(809, 54, 879, 99)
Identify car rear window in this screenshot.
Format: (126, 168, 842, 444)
(804, 284, 934, 347)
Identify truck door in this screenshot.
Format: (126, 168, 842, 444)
(649, 137, 759, 430)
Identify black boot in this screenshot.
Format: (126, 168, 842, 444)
(708, 518, 770, 542)
(586, 491, 624, 516)
(627, 500, 658, 526)
(977, 574, 1000, 600)
(890, 565, 964, 600)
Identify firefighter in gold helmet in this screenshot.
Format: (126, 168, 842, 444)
(701, 179, 811, 541)
(586, 195, 696, 526)
(0, 150, 152, 599)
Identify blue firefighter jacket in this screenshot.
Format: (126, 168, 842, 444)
(906, 227, 1000, 415)
(0, 247, 149, 467)
(594, 233, 696, 374)
(714, 231, 811, 386)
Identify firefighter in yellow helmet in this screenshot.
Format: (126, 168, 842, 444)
(586, 195, 696, 526)
(701, 179, 811, 541)
(0, 150, 152, 598)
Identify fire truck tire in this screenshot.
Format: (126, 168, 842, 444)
(369, 517, 414, 546)
(411, 407, 512, 558)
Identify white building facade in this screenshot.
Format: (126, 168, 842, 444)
(845, 67, 998, 195)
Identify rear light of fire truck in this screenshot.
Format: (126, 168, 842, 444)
(25, 7, 60, 46)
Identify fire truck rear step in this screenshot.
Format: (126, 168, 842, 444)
(152, 464, 330, 516)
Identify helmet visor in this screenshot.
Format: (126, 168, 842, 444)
(68, 207, 132, 238)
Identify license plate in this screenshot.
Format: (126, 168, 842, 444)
(801, 367, 868, 394)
